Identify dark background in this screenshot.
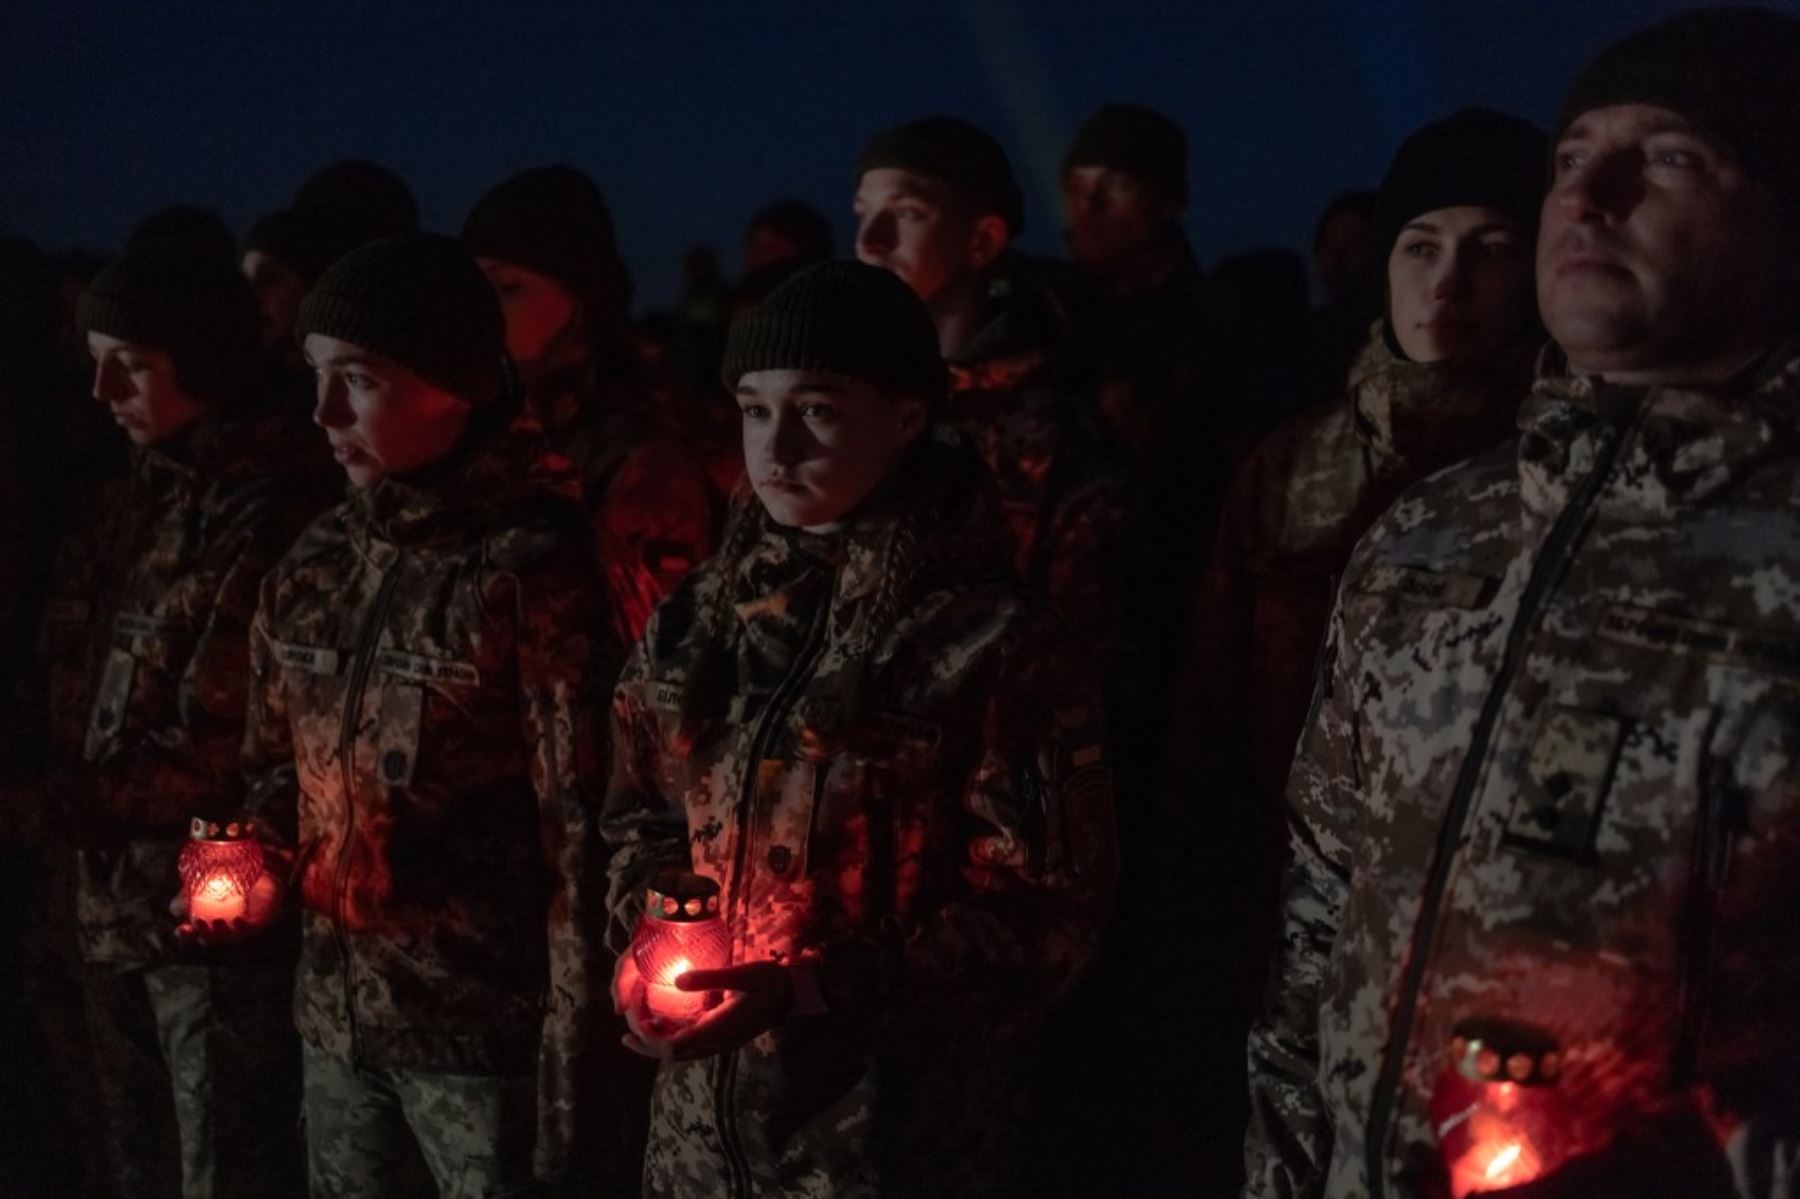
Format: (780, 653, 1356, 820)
(2, 0, 1777, 309)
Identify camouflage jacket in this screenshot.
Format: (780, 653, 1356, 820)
(603, 428, 1118, 1198)
(1175, 326, 1532, 817)
(528, 354, 717, 645)
(1245, 342, 1800, 1198)
(241, 405, 619, 1185)
(945, 257, 1135, 663)
(31, 409, 331, 965)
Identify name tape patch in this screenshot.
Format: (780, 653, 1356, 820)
(272, 640, 342, 675)
(114, 611, 189, 640)
(376, 649, 480, 688)
(1598, 604, 1800, 678)
(1358, 564, 1496, 610)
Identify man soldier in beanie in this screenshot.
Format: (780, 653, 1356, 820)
(852, 115, 1134, 678)
(463, 165, 717, 644)
(603, 260, 1115, 1197)
(17, 237, 331, 1196)
(1246, 9, 1800, 1197)
(237, 234, 621, 1196)
(1061, 102, 1240, 773)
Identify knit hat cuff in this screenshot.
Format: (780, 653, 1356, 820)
(296, 289, 503, 405)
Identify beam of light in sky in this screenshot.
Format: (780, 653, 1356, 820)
(960, 0, 1068, 248)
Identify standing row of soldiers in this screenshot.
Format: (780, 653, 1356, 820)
(4, 5, 1800, 1197)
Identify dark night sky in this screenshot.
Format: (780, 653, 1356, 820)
(4, 0, 1786, 310)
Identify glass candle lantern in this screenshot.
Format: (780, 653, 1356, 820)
(177, 817, 264, 924)
(1429, 1017, 1574, 1198)
(631, 870, 729, 1025)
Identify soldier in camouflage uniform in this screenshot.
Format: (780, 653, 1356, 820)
(1174, 108, 1545, 1193)
(239, 236, 621, 1197)
(852, 116, 1134, 662)
(464, 166, 717, 644)
(603, 261, 1118, 1198)
(1245, 11, 1800, 1197)
(33, 238, 328, 1197)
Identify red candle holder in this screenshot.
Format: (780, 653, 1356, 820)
(1430, 1017, 1574, 1197)
(177, 817, 264, 924)
(631, 870, 729, 1026)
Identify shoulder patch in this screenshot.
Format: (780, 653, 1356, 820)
(1598, 604, 1800, 679)
(1357, 564, 1496, 609)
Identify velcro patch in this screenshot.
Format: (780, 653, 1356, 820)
(1358, 564, 1496, 609)
(1598, 604, 1800, 679)
(272, 640, 342, 675)
(1502, 705, 1623, 860)
(375, 649, 480, 688)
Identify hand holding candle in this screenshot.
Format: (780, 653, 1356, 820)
(173, 816, 277, 941)
(629, 871, 729, 1024)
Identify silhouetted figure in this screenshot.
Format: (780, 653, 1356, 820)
(291, 159, 420, 243)
(1304, 188, 1381, 396)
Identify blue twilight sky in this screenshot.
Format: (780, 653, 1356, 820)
(3, 0, 1785, 310)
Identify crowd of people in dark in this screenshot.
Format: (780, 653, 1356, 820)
(3, 6, 1799, 1197)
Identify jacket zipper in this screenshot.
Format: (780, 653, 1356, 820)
(1364, 400, 1641, 1196)
(715, 585, 834, 1199)
(331, 556, 404, 1066)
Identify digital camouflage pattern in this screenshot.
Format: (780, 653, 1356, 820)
(603, 427, 1118, 1198)
(943, 258, 1134, 664)
(241, 403, 620, 1189)
(301, 1042, 535, 1199)
(31, 409, 332, 965)
(1245, 342, 1800, 1198)
(526, 356, 717, 645)
(1175, 324, 1533, 820)
(86, 960, 303, 1198)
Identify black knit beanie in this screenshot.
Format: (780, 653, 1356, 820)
(244, 207, 353, 286)
(1557, 6, 1800, 225)
(1063, 104, 1189, 204)
(858, 116, 1026, 237)
(461, 165, 628, 319)
(720, 259, 946, 401)
(77, 238, 264, 407)
(293, 160, 420, 243)
(294, 235, 507, 407)
(1374, 108, 1549, 252)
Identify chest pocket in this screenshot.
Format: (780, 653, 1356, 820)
(369, 649, 481, 789)
(82, 612, 192, 761)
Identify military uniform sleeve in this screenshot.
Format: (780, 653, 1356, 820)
(514, 535, 622, 1188)
(1242, 591, 1360, 1198)
(597, 634, 692, 957)
(595, 438, 717, 645)
(93, 493, 286, 828)
(816, 618, 1120, 1038)
(1039, 473, 1134, 678)
(240, 570, 298, 852)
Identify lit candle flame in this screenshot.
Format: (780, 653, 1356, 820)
(659, 956, 693, 987)
(200, 874, 235, 900)
(1485, 1142, 1523, 1181)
